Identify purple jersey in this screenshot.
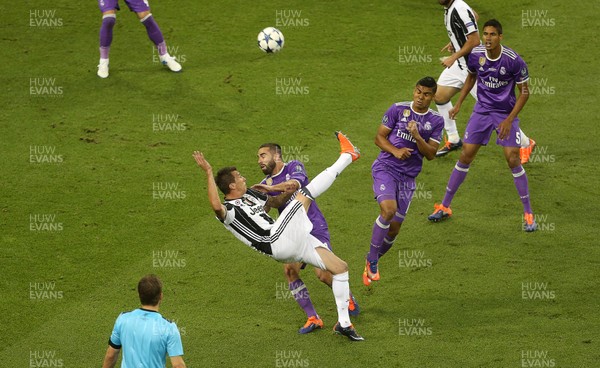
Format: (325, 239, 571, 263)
(375, 102, 444, 178)
(261, 161, 329, 239)
(467, 45, 529, 114)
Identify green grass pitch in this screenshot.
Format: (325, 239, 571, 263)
(1, 0, 599, 366)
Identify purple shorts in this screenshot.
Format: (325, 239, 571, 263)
(98, 0, 150, 13)
(372, 161, 415, 223)
(463, 111, 521, 147)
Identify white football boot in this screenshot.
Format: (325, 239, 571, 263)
(97, 59, 109, 78)
(160, 54, 182, 72)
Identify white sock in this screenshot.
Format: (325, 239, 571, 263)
(436, 101, 460, 143)
(519, 128, 530, 148)
(332, 272, 351, 328)
(303, 154, 352, 199)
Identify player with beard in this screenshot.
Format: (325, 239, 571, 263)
(254, 143, 360, 334)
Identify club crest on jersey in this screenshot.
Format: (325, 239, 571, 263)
(380, 184, 386, 191)
(400, 109, 410, 122)
(265, 178, 273, 185)
(500, 66, 506, 75)
(242, 196, 257, 206)
(424, 122, 432, 131)
(479, 57, 486, 66)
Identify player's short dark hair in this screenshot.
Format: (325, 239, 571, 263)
(138, 274, 162, 306)
(483, 19, 503, 34)
(215, 166, 237, 195)
(259, 143, 282, 156)
(416, 76, 437, 94)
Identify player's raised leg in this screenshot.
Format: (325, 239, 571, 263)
(297, 131, 359, 202)
(134, 7, 182, 72)
(291, 132, 363, 340)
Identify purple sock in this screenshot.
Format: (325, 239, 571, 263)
(368, 215, 390, 262)
(289, 279, 317, 318)
(511, 165, 533, 214)
(442, 161, 470, 207)
(141, 15, 166, 54)
(378, 235, 396, 258)
(99, 15, 116, 59)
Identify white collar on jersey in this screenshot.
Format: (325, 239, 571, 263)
(410, 101, 430, 116)
(486, 45, 504, 62)
(268, 162, 288, 179)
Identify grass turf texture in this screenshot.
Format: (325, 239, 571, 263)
(1, 0, 599, 366)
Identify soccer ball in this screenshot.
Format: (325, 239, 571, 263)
(257, 27, 284, 53)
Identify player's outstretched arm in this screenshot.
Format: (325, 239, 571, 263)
(192, 151, 226, 220)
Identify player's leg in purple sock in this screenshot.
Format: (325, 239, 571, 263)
(378, 234, 397, 258)
(289, 279, 318, 318)
(367, 215, 390, 262)
(511, 165, 533, 214)
(99, 14, 116, 59)
(140, 14, 167, 55)
(442, 161, 470, 208)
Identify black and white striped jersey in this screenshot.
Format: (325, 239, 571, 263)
(444, 0, 478, 69)
(220, 188, 275, 255)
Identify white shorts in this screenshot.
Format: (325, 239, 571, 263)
(437, 60, 478, 100)
(270, 200, 328, 269)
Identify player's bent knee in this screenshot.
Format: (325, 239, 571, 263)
(315, 268, 333, 285)
(136, 10, 151, 20)
(283, 263, 301, 281)
(380, 209, 396, 222)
